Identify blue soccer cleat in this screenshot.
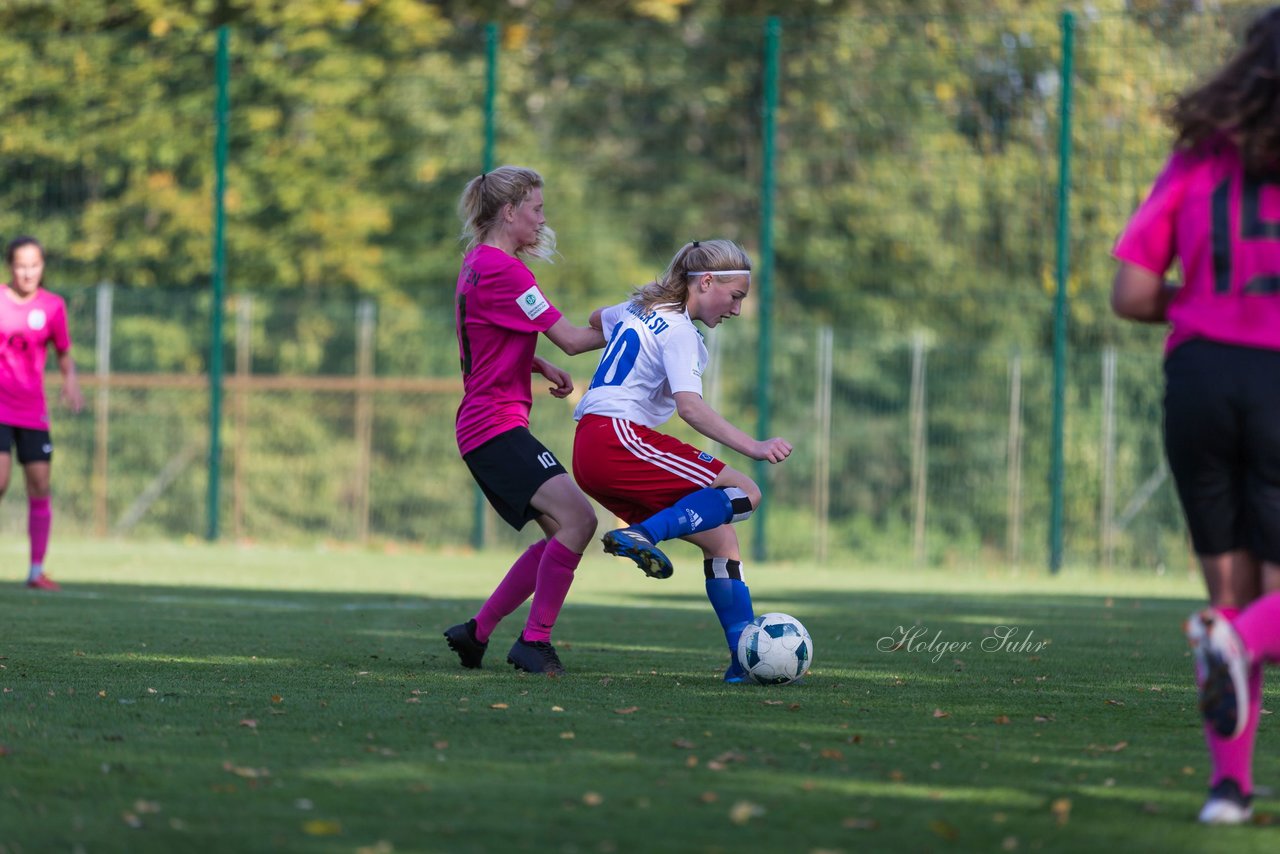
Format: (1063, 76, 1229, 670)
(601, 526, 674, 579)
(723, 658, 751, 684)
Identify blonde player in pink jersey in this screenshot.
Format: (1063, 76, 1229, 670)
(1, 236, 83, 591)
(1112, 6, 1280, 825)
(442, 166, 605, 676)
(572, 239, 792, 682)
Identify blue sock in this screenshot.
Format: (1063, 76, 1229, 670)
(634, 488, 733, 544)
(704, 575, 754, 657)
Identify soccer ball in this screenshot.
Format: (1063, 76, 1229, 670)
(736, 612, 813, 685)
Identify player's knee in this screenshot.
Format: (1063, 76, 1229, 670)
(722, 486, 757, 524)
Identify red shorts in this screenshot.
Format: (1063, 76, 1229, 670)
(573, 414, 726, 523)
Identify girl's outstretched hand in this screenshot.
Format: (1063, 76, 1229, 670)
(755, 437, 793, 463)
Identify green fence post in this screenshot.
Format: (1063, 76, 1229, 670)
(207, 25, 230, 542)
(471, 22, 499, 551)
(753, 16, 780, 563)
(1050, 11, 1075, 573)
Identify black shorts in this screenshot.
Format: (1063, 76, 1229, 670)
(0, 424, 53, 464)
(1164, 340, 1280, 561)
(463, 427, 568, 531)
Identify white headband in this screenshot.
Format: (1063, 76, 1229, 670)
(687, 270, 751, 277)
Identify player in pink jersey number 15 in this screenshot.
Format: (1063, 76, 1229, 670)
(1112, 6, 1280, 826)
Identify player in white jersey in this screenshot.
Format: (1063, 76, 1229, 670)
(572, 239, 792, 682)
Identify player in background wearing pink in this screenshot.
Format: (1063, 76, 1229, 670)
(572, 240, 792, 682)
(1111, 6, 1280, 825)
(442, 166, 604, 676)
(0, 236, 84, 591)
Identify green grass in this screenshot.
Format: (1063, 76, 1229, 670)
(1, 539, 1275, 853)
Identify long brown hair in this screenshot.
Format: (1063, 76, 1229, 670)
(1169, 6, 1280, 176)
(633, 240, 752, 313)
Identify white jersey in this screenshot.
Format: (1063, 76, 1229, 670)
(574, 300, 707, 428)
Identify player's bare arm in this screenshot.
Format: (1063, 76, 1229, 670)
(531, 354, 573, 398)
(1111, 262, 1175, 323)
(674, 391, 792, 463)
(543, 315, 606, 356)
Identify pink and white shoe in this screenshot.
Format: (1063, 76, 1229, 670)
(1186, 609, 1249, 739)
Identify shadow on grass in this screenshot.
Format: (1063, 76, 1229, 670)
(2, 581, 1274, 854)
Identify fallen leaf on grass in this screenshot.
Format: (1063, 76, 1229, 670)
(1105, 699, 1125, 706)
(1034, 715, 1055, 723)
(699, 791, 719, 804)
(932, 709, 950, 719)
(762, 700, 785, 706)
(820, 748, 844, 760)
(121, 812, 143, 829)
(1085, 741, 1128, 753)
(930, 819, 959, 841)
(490, 703, 508, 710)
(133, 800, 161, 814)
(994, 715, 1011, 725)
(672, 739, 696, 749)
(239, 719, 258, 729)
(842, 817, 879, 830)
(271, 695, 283, 703)
(1050, 798, 1072, 826)
(223, 761, 269, 779)
(302, 820, 342, 836)
(729, 801, 764, 825)
(614, 706, 639, 715)
(559, 732, 575, 740)
(582, 792, 604, 806)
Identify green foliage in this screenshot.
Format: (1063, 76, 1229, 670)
(0, 3, 1241, 565)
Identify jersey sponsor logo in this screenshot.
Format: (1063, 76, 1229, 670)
(27, 309, 47, 331)
(697, 451, 715, 462)
(516, 286, 551, 321)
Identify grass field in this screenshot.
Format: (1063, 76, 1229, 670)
(2, 538, 1278, 853)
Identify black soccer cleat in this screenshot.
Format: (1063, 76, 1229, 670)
(601, 526, 674, 579)
(507, 635, 566, 676)
(444, 619, 488, 669)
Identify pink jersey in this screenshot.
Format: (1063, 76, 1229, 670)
(454, 245, 563, 455)
(0, 286, 72, 430)
(1114, 140, 1280, 355)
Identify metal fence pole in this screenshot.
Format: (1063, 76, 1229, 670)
(206, 24, 230, 541)
(1049, 11, 1075, 573)
(752, 16, 780, 562)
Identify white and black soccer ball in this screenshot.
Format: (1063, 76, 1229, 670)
(736, 612, 813, 685)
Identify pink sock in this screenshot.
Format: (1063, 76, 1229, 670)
(28, 497, 51, 566)
(523, 538, 581, 643)
(1234, 591, 1280, 662)
(1204, 607, 1262, 793)
(473, 540, 548, 643)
